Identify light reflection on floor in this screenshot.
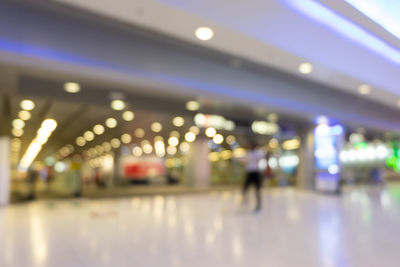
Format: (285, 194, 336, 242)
(1, 186, 400, 267)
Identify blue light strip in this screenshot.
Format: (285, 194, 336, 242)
(285, 0, 400, 65)
(345, 0, 400, 41)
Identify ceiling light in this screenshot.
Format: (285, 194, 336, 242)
(195, 27, 214, 41)
(93, 124, 105, 135)
(111, 138, 121, 148)
(102, 142, 112, 152)
(151, 122, 162, 133)
(84, 131, 95, 141)
(205, 127, 216, 138)
(170, 131, 180, 138)
(18, 110, 31, 121)
(143, 143, 153, 154)
(298, 62, 313, 74)
(12, 128, 24, 137)
(168, 136, 179, 147)
(76, 136, 86, 147)
(179, 142, 190, 153)
(135, 128, 145, 138)
(64, 82, 81, 93)
(226, 135, 236, 145)
(133, 146, 143, 157)
(186, 100, 200, 111)
(12, 119, 25, 129)
(189, 126, 200, 135)
(105, 118, 118, 128)
(167, 146, 177, 155)
(20, 100, 35, 111)
(173, 116, 185, 127)
(122, 111, 135, 121)
(358, 84, 371, 95)
(121, 133, 132, 144)
(110, 99, 126, 111)
(213, 134, 224, 144)
(185, 132, 196, 142)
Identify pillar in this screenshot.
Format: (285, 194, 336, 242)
(0, 136, 11, 205)
(185, 138, 211, 187)
(296, 127, 315, 190)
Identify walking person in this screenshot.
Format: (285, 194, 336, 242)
(242, 143, 265, 212)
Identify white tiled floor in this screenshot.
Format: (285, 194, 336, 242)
(1, 186, 400, 267)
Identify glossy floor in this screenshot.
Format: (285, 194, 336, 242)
(1, 186, 400, 267)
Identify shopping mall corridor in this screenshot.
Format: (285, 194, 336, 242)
(0, 186, 399, 267)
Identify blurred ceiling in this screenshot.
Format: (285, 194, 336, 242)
(51, 0, 400, 109)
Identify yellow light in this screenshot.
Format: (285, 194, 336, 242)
(358, 84, 371, 95)
(105, 118, 118, 128)
(110, 99, 126, 110)
(154, 140, 165, 157)
(19, 119, 57, 169)
(179, 142, 190, 153)
(154, 136, 164, 142)
(213, 134, 224, 144)
(151, 122, 162, 133)
(205, 127, 216, 138)
(84, 131, 95, 141)
(173, 116, 185, 127)
(195, 27, 214, 41)
(12, 128, 24, 137)
(143, 143, 153, 154)
(185, 132, 196, 142)
(93, 124, 105, 135)
(12, 119, 25, 129)
(18, 110, 31, 121)
(20, 100, 35, 111)
(111, 138, 121, 148)
(186, 100, 200, 111)
(76, 136, 86, 147)
(96, 145, 104, 154)
(221, 150, 232, 160)
(189, 126, 200, 135)
(122, 111, 135, 121)
(64, 82, 81, 93)
(168, 136, 179, 147)
(208, 152, 220, 162)
(268, 138, 279, 149)
(233, 148, 247, 158)
(135, 128, 145, 138)
(167, 146, 177, 155)
(121, 133, 132, 144)
(282, 138, 300, 150)
(298, 62, 313, 74)
(102, 142, 112, 152)
(226, 135, 236, 145)
(133, 146, 143, 157)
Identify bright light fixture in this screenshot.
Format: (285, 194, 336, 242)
(168, 136, 179, 147)
(64, 82, 81, 93)
(121, 133, 132, 144)
(189, 126, 200, 135)
(84, 131, 95, 141)
(133, 146, 143, 157)
(213, 134, 224, 144)
(122, 111, 135, 121)
(195, 27, 214, 41)
(167, 146, 177, 155)
(20, 100, 35, 111)
(185, 132, 196, 142)
(110, 99, 126, 111)
(179, 142, 190, 153)
(111, 138, 121, 148)
(151, 122, 162, 133)
(143, 143, 153, 154)
(105, 118, 118, 128)
(93, 124, 105, 135)
(226, 135, 236, 145)
(173, 116, 185, 127)
(12, 119, 25, 129)
(18, 110, 31, 121)
(12, 128, 24, 137)
(186, 100, 200, 111)
(358, 84, 371, 95)
(298, 62, 313, 74)
(135, 128, 145, 138)
(205, 127, 217, 138)
(19, 119, 57, 169)
(287, 0, 400, 65)
(76, 136, 86, 147)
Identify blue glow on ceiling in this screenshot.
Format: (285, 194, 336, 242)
(286, 0, 400, 65)
(345, 0, 400, 40)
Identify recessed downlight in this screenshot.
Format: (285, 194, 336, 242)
(195, 27, 214, 41)
(358, 84, 371, 95)
(20, 100, 35, 111)
(110, 99, 126, 111)
(64, 82, 81, 93)
(298, 62, 313, 74)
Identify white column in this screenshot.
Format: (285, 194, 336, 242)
(0, 136, 11, 205)
(296, 127, 315, 190)
(185, 138, 211, 187)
